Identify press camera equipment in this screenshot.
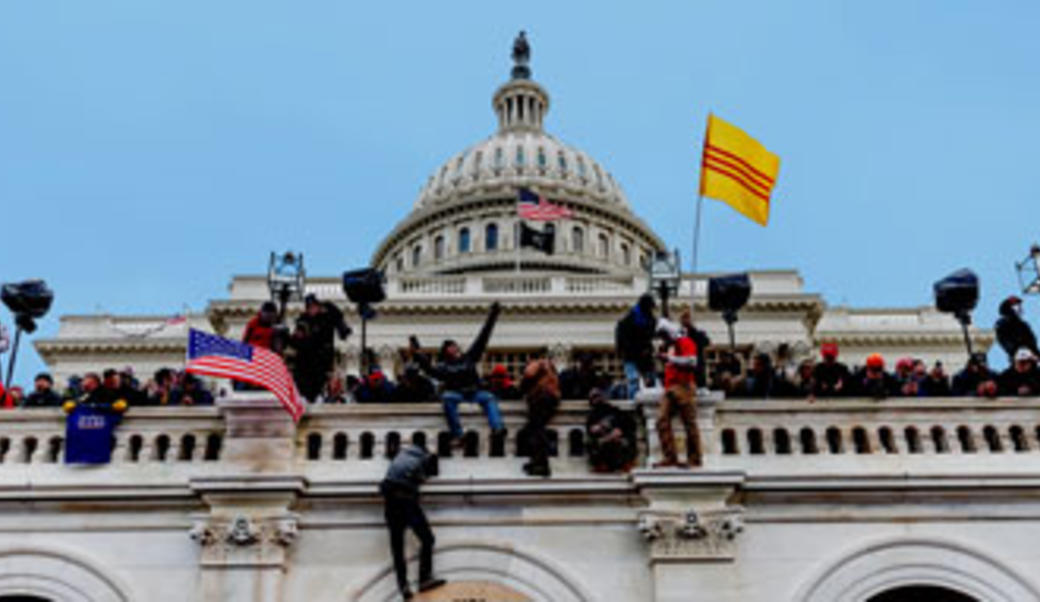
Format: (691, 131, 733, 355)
(1, 279, 54, 390)
(342, 268, 387, 374)
(933, 268, 979, 358)
(708, 273, 752, 350)
(267, 251, 305, 321)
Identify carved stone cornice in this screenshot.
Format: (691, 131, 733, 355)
(637, 506, 744, 562)
(189, 512, 300, 568)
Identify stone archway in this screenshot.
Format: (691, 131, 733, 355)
(0, 546, 131, 602)
(866, 584, 978, 602)
(349, 541, 594, 602)
(794, 537, 1040, 602)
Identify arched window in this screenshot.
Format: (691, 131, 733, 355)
(485, 223, 499, 251)
(557, 151, 567, 171)
(494, 147, 504, 169)
(434, 235, 445, 260)
(598, 233, 610, 259)
(458, 227, 471, 253)
(394, 254, 404, 272)
(577, 156, 587, 178)
(473, 151, 483, 174)
(620, 243, 631, 265)
(516, 146, 525, 167)
(571, 227, 584, 253)
(537, 147, 547, 168)
(412, 245, 422, 267)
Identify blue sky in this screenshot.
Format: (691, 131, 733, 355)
(1, 1, 1038, 383)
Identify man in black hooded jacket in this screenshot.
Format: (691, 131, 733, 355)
(996, 296, 1039, 365)
(413, 302, 504, 442)
(291, 294, 351, 402)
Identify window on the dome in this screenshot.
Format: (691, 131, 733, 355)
(537, 148, 547, 168)
(455, 155, 465, 174)
(558, 152, 567, 171)
(620, 243, 631, 266)
(458, 228, 471, 253)
(577, 157, 586, 177)
(572, 226, 584, 253)
(594, 165, 604, 186)
(395, 254, 404, 272)
(434, 235, 445, 260)
(516, 146, 524, 166)
(598, 233, 609, 259)
(473, 151, 483, 173)
(485, 223, 499, 251)
(412, 245, 422, 267)
(494, 148, 504, 168)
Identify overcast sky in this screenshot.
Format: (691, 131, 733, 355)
(1, 1, 1038, 383)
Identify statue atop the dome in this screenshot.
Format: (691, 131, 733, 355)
(511, 30, 531, 80)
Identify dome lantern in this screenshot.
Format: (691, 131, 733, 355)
(494, 31, 549, 134)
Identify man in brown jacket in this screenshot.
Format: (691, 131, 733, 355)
(519, 355, 560, 477)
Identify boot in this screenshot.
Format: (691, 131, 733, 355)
(418, 577, 447, 592)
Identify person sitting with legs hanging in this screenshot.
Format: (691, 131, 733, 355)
(412, 302, 505, 446)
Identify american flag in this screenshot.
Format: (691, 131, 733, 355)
(517, 187, 572, 221)
(185, 329, 304, 422)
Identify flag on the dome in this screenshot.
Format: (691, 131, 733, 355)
(699, 114, 781, 226)
(519, 222, 555, 255)
(185, 329, 304, 422)
(517, 187, 572, 221)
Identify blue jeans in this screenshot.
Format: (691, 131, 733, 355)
(442, 390, 504, 437)
(624, 361, 654, 399)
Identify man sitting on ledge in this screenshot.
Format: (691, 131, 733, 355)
(412, 302, 505, 445)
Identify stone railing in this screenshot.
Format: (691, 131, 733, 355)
(3, 395, 1040, 477)
(706, 397, 1040, 476)
(389, 273, 642, 299)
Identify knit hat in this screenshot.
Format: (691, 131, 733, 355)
(866, 353, 885, 369)
(491, 364, 509, 377)
(820, 342, 838, 359)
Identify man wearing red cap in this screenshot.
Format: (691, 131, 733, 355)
(853, 353, 899, 399)
(812, 342, 851, 398)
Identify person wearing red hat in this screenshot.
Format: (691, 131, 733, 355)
(485, 364, 521, 401)
(812, 342, 851, 398)
(852, 353, 899, 399)
(996, 296, 1039, 365)
(653, 318, 701, 468)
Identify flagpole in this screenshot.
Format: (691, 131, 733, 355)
(514, 221, 521, 273)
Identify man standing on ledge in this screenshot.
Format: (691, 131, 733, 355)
(381, 444, 446, 600)
(654, 318, 702, 468)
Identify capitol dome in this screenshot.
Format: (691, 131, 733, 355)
(372, 33, 665, 277)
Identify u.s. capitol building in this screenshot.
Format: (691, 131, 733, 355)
(6, 36, 1034, 602)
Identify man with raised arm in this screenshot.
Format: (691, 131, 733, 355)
(412, 302, 505, 445)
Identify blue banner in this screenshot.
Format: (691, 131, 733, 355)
(64, 406, 120, 464)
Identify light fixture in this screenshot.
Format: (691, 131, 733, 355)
(267, 251, 305, 318)
(648, 249, 681, 318)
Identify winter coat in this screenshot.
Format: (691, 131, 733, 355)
(999, 366, 1040, 396)
(416, 304, 500, 393)
(996, 300, 1039, 363)
(614, 305, 655, 368)
(381, 445, 434, 498)
(813, 361, 851, 397)
(23, 389, 62, 408)
(952, 366, 998, 396)
(851, 369, 900, 399)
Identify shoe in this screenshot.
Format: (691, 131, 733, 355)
(418, 577, 447, 592)
(523, 462, 551, 477)
(400, 586, 414, 600)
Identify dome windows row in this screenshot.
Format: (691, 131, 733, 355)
(387, 216, 648, 274)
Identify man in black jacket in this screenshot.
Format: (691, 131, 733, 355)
(615, 294, 657, 398)
(23, 373, 62, 407)
(586, 388, 637, 472)
(413, 302, 504, 442)
(291, 294, 351, 402)
(952, 353, 999, 397)
(999, 348, 1040, 396)
(380, 444, 445, 599)
(996, 296, 1039, 364)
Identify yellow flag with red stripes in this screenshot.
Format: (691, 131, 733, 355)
(699, 114, 780, 226)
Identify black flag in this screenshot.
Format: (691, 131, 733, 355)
(519, 222, 555, 255)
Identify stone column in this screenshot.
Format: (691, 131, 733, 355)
(188, 393, 303, 602)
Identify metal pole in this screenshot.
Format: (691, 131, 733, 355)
(958, 314, 974, 358)
(4, 327, 22, 391)
(360, 315, 368, 376)
(691, 194, 704, 318)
